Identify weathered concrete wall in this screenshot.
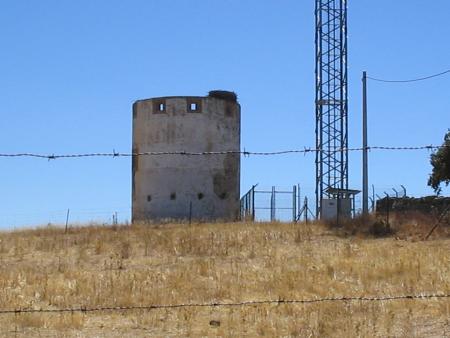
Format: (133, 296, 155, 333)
(132, 94, 240, 222)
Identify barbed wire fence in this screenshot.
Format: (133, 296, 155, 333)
(0, 293, 448, 316)
(0, 143, 448, 226)
(0, 144, 447, 160)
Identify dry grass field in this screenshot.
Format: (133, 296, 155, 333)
(0, 218, 449, 337)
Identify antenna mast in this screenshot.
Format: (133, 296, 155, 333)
(315, 0, 349, 218)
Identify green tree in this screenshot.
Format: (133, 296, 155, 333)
(428, 130, 450, 194)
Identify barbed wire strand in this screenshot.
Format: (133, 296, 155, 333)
(368, 69, 450, 83)
(0, 145, 448, 160)
(0, 293, 448, 315)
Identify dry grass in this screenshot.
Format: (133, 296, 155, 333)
(327, 211, 450, 240)
(0, 220, 449, 337)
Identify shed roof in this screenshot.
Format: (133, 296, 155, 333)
(325, 187, 361, 196)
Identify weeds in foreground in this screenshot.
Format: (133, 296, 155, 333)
(0, 220, 448, 336)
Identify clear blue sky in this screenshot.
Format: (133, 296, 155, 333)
(1, 0, 449, 228)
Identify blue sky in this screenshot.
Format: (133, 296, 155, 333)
(0, 0, 449, 228)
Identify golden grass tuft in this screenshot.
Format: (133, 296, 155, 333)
(0, 220, 448, 336)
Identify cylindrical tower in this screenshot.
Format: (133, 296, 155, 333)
(132, 91, 241, 222)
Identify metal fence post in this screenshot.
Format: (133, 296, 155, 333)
(401, 185, 407, 197)
(293, 185, 297, 223)
(305, 197, 309, 224)
(65, 209, 70, 233)
(251, 185, 256, 221)
(384, 193, 390, 229)
(270, 186, 276, 222)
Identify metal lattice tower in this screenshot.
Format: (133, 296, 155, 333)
(315, 0, 349, 218)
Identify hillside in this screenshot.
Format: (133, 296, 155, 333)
(0, 221, 449, 337)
